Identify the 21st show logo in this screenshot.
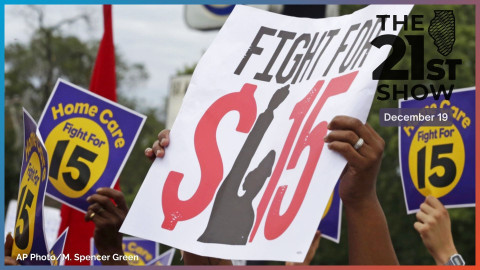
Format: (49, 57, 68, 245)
(373, 10, 461, 101)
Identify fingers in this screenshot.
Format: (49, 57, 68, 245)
(327, 116, 385, 169)
(424, 196, 449, 223)
(425, 195, 444, 210)
(157, 129, 170, 147)
(145, 129, 170, 160)
(87, 209, 121, 233)
(324, 130, 359, 146)
(328, 116, 385, 152)
(96, 188, 128, 212)
(416, 197, 449, 228)
(144, 148, 155, 160)
(327, 141, 365, 168)
(328, 116, 371, 144)
(415, 210, 431, 224)
(324, 129, 373, 157)
(365, 123, 386, 150)
(145, 140, 163, 160)
(88, 203, 109, 217)
(85, 209, 94, 222)
(419, 201, 435, 215)
(87, 193, 117, 214)
(85, 188, 128, 226)
(85, 202, 124, 233)
(5, 232, 13, 257)
(85, 206, 110, 222)
(153, 140, 165, 157)
(153, 130, 171, 158)
(414, 221, 426, 234)
(85, 202, 107, 222)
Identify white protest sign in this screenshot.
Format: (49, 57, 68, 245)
(121, 5, 413, 262)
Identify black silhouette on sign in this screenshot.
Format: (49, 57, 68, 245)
(197, 85, 289, 245)
(428, 10, 455, 56)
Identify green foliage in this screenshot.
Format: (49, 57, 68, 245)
(176, 62, 197, 76)
(117, 104, 165, 207)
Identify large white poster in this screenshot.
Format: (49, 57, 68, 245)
(121, 5, 413, 262)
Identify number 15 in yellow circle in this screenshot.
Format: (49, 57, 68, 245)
(408, 126, 465, 198)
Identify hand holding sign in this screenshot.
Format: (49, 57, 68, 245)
(85, 188, 128, 265)
(11, 110, 50, 265)
(145, 129, 170, 160)
(399, 88, 475, 213)
(325, 116, 398, 265)
(38, 80, 146, 212)
(414, 196, 457, 265)
(325, 116, 385, 206)
(121, 5, 413, 262)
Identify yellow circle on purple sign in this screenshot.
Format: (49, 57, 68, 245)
(408, 125, 465, 198)
(322, 189, 334, 219)
(12, 152, 41, 257)
(124, 251, 145, 265)
(45, 118, 109, 198)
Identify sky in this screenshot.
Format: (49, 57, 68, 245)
(5, 5, 219, 110)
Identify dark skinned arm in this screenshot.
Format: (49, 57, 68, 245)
(325, 116, 397, 265)
(85, 188, 129, 265)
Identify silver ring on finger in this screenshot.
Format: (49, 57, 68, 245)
(353, 138, 364, 151)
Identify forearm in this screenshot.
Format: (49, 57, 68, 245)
(98, 235, 129, 265)
(414, 196, 458, 265)
(99, 248, 129, 265)
(87, 188, 130, 266)
(431, 246, 458, 265)
(430, 242, 457, 265)
(345, 195, 398, 265)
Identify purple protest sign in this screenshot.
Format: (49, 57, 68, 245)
(49, 228, 68, 265)
(12, 109, 50, 265)
(147, 248, 176, 266)
(318, 181, 342, 243)
(399, 87, 475, 213)
(90, 237, 159, 265)
(38, 79, 145, 212)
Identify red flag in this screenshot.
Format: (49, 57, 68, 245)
(89, 4, 117, 101)
(58, 5, 120, 265)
